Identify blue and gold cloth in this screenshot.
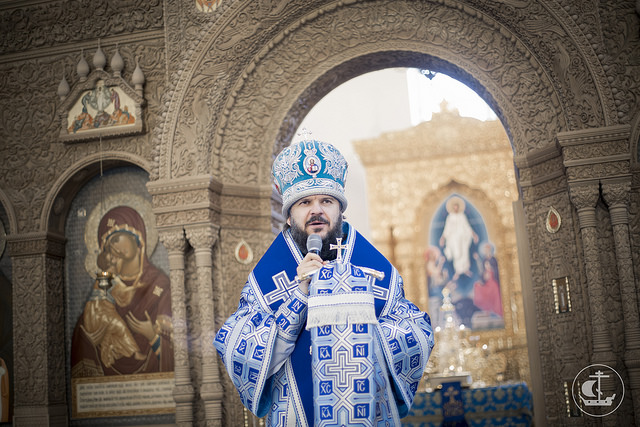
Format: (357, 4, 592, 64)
(215, 223, 434, 426)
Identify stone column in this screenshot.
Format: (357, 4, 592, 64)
(8, 232, 67, 427)
(148, 175, 226, 425)
(559, 125, 631, 423)
(568, 184, 616, 365)
(158, 226, 194, 426)
(602, 180, 640, 418)
(185, 225, 223, 426)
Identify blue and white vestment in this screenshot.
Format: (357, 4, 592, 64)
(214, 223, 434, 426)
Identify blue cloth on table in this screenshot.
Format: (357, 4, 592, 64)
(401, 383, 532, 427)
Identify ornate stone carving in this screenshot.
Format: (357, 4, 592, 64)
(148, 176, 223, 230)
(185, 224, 219, 361)
(601, 179, 640, 415)
(213, 226, 272, 426)
(155, 209, 217, 228)
(630, 186, 640, 297)
(46, 256, 66, 404)
(185, 225, 218, 251)
(12, 255, 47, 404)
(0, 1, 164, 55)
(185, 224, 223, 424)
(602, 180, 632, 210)
(159, 0, 621, 185)
(569, 183, 599, 212)
(0, 38, 165, 234)
(159, 226, 187, 253)
(562, 140, 628, 162)
(158, 226, 195, 425)
(152, 189, 212, 208)
(472, 0, 619, 126)
(183, 250, 206, 423)
(566, 161, 631, 182)
(567, 184, 618, 368)
(9, 233, 68, 418)
(559, 126, 632, 184)
(7, 232, 66, 258)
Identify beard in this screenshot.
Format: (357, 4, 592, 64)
(290, 214, 344, 261)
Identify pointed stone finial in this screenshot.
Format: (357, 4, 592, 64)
(57, 73, 70, 99)
(111, 44, 124, 77)
(132, 58, 145, 94)
(93, 40, 106, 71)
(77, 49, 89, 81)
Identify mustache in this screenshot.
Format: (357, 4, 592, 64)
(305, 216, 329, 226)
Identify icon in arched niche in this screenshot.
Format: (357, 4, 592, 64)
(426, 194, 504, 330)
(71, 199, 173, 378)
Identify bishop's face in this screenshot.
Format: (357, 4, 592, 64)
(288, 195, 343, 259)
(287, 195, 342, 239)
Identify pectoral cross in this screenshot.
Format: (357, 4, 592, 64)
(330, 238, 348, 263)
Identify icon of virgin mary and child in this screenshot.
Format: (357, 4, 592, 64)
(71, 206, 173, 377)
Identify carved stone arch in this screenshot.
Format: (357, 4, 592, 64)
(157, 0, 615, 189)
(219, 35, 553, 184)
(41, 152, 151, 234)
(0, 188, 17, 235)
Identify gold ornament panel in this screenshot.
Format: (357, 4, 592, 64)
(354, 111, 528, 387)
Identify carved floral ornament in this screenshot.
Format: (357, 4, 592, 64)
(57, 43, 146, 144)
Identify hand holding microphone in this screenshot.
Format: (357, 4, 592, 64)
(296, 234, 324, 294)
(306, 233, 322, 256)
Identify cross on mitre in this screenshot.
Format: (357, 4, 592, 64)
(298, 127, 312, 141)
(330, 237, 348, 263)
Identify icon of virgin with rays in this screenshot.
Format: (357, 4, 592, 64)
(71, 203, 173, 377)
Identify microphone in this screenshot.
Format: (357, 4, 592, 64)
(306, 234, 323, 257)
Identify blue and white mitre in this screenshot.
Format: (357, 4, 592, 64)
(272, 138, 348, 216)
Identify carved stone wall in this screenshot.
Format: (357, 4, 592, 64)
(0, 0, 639, 425)
(7, 233, 67, 425)
(214, 227, 273, 426)
(0, 43, 166, 235)
(631, 180, 640, 306)
(158, 0, 640, 188)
